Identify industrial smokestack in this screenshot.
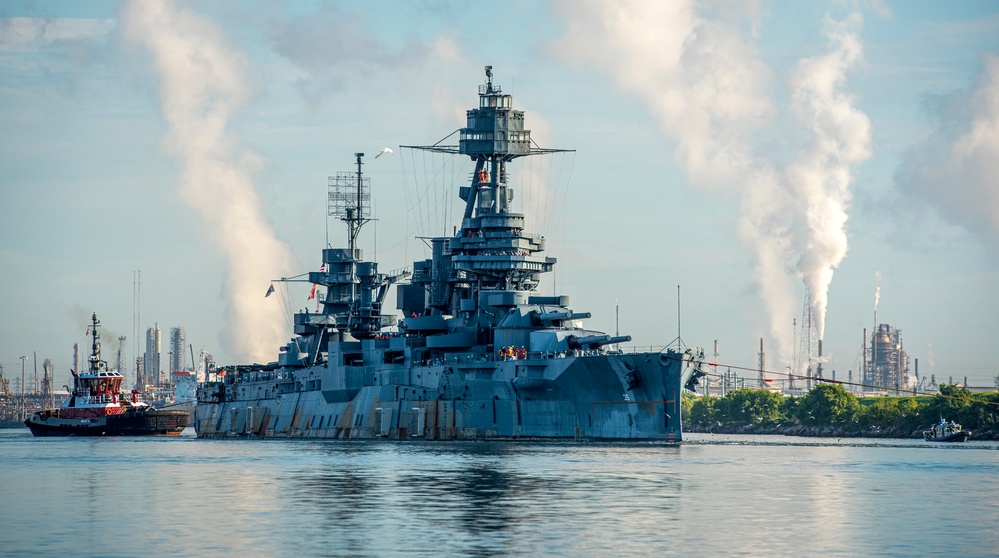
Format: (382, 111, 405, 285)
(710, 339, 719, 397)
(862, 328, 867, 389)
(817, 339, 824, 379)
(758, 338, 766, 387)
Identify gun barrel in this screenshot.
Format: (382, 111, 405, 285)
(572, 334, 609, 347)
(539, 311, 591, 322)
(569, 334, 631, 349)
(605, 335, 631, 345)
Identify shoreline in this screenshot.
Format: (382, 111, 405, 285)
(686, 423, 997, 440)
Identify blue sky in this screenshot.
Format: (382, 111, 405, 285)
(1, 0, 997, 391)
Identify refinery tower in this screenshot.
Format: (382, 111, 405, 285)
(864, 323, 910, 393)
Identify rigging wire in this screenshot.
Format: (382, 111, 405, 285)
(277, 281, 293, 333)
(555, 152, 576, 296)
(402, 147, 468, 242)
(400, 150, 410, 265)
(396, 145, 574, 299)
(422, 148, 431, 237)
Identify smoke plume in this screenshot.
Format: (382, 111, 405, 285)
(874, 270, 881, 311)
(550, 1, 773, 191)
(551, 1, 870, 369)
(778, 10, 872, 342)
(122, 0, 295, 363)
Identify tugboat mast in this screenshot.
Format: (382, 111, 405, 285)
(88, 312, 107, 375)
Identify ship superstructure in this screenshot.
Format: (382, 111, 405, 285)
(194, 67, 705, 441)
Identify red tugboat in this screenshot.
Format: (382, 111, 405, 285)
(24, 313, 189, 437)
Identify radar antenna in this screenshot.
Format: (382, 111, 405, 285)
(328, 153, 371, 253)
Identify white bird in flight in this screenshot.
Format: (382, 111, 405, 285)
(375, 147, 394, 158)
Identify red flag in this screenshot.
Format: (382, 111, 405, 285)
(307, 263, 324, 301)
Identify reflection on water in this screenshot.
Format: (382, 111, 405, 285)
(281, 442, 683, 556)
(1, 430, 997, 557)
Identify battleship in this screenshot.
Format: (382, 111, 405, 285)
(194, 67, 705, 441)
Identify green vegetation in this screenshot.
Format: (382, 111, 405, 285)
(683, 383, 999, 437)
(796, 384, 860, 426)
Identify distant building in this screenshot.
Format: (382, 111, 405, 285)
(169, 327, 185, 374)
(144, 324, 161, 387)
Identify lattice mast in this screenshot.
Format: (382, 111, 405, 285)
(328, 154, 371, 249)
(799, 298, 818, 390)
(317, 152, 404, 341)
(758, 338, 766, 387)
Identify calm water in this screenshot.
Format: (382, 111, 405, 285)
(1, 428, 997, 557)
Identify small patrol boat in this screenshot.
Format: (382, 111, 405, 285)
(923, 419, 971, 442)
(24, 313, 189, 437)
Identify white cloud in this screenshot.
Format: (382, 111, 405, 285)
(265, 6, 431, 106)
(0, 17, 116, 51)
(897, 53, 999, 244)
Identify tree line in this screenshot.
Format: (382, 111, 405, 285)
(682, 383, 999, 437)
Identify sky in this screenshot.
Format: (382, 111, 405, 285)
(1, 0, 997, 392)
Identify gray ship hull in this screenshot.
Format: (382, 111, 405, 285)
(195, 349, 700, 441)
